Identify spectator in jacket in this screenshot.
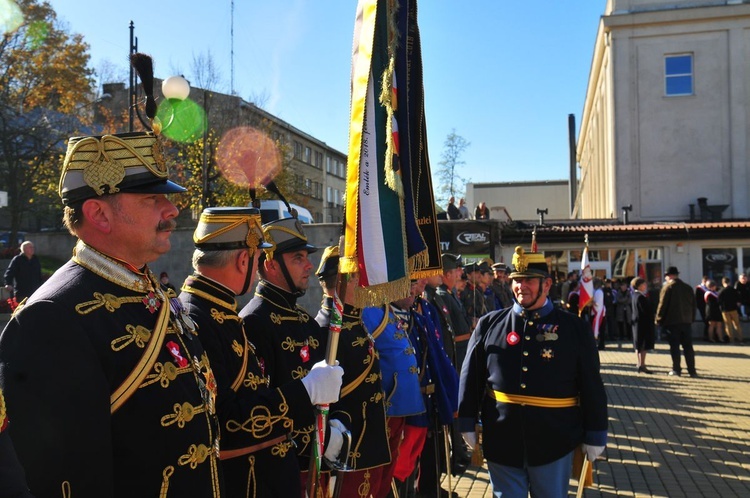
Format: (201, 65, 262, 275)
(656, 267, 698, 377)
(718, 277, 743, 343)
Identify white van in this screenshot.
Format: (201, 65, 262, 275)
(256, 200, 314, 224)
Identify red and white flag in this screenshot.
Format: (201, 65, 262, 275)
(579, 244, 594, 314)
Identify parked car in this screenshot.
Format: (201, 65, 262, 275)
(0, 231, 26, 248)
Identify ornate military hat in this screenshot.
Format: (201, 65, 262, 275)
(261, 217, 318, 260)
(509, 246, 549, 279)
(59, 54, 186, 206)
(59, 132, 186, 206)
(193, 207, 271, 251)
(316, 245, 340, 280)
(478, 261, 491, 274)
(441, 253, 462, 271)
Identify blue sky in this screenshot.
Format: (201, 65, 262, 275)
(44, 0, 605, 187)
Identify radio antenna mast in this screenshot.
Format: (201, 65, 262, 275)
(230, 0, 235, 95)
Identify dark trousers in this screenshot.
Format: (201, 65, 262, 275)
(666, 323, 696, 374)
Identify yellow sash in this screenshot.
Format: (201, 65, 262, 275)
(489, 389, 579, 408)
(111, 297, 171, 413)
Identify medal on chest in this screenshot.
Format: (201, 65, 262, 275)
(300, 341, 310, 363)
(506, 331, 520, 346)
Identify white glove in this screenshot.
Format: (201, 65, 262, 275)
(301, 360, 344, 405)
(462, 432, 477, 450)
(324, 419, 347, 461)
(583, 443, 605, 462)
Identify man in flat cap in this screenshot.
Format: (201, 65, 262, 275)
(656, 266, 698, 377)
(180, 207, 343, 497)
(239, 217, 329, 491)
(458, 246, 608, 497)
(0, 125, 228, 496)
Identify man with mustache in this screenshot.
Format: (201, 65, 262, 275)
(0, 130, 225, 497)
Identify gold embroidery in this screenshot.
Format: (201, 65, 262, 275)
(243, 371, 269, 389)
(271, 440, 294, 458)
(210, 308, 241, 324)
(290, 366, 309, 381)
(161, 402, 206, 428)
(270, 311, 309, 324)
(111, 324, 152, 351)
(232, 340, 243, 357)
(141, 361, 184, 388)
(225, 401, 292, 438)
(61, 481, 71, 498)
(76, 292, 146, 315)
(177, 443, 215, 469)
(159, 466, 174, 498)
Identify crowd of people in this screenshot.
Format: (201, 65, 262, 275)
(445, 197, 488, 220)
(1, 78, 741, 496)
(0, 115, 609, 497)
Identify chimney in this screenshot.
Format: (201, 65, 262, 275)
(621, 204, 632, 224)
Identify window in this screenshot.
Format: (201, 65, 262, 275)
(315, 152, 323, 169)
(327, 187, 332, 203)
(294, 141, 303, 159)
(665, 54, 693, 96)
(304, 146, 312, 164)
(334, 189, 341, 206)
(326, 156, 331, 173)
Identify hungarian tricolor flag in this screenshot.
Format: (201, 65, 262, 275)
(341, 0, 441, 306)
(579, 243, 594, 315)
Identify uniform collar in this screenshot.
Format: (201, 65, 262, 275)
(182, 273, 237, 311)
(512, 298, 554, 320)
(72, 240, 157, 294)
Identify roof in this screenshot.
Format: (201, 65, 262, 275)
(501, 219, 750, 244)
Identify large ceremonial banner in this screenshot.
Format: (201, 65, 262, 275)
(341, 0, 441, 306)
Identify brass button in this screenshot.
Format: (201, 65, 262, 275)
(522, 366, 528, 372)
(523, 351, 529, 356)
(520, 383, 527, 389)
(524, 335, 531, 341)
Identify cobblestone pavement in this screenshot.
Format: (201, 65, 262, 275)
(442, 341, 750, 497)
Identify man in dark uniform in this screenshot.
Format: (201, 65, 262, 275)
(0, 129, 225, 497)
(239, 217, 328, 492)
(428, 254, 473, 482)
(314, 246, 391, 498)
(458, 246, 608, 497)
(180, 207, 343, 497)
(490, 262, 514, 310)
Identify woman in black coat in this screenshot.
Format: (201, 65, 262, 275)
(630, 277, 656, 373)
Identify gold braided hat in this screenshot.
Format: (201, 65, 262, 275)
(58, 132, 186, 205)
(509, 246, 549, 279)
(261, 217, 317, 260)
(193, 207, 271, 251)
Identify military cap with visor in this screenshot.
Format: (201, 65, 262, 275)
(441, 253, 463, 271)
(193, 207, 271, 251)
(261, 217, 318, 260)
(509, 246, 549, 279)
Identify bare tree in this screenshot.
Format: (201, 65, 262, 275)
(435, 129, 470, 207)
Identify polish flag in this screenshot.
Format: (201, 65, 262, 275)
(579, 245, 594, 314)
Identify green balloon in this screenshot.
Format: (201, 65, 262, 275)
(157, 98, 207, 143)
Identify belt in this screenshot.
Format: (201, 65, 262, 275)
(488, 389, 579, 408)
(455, 334, 471, 342)
(421, 383, 435, 395)
(219, 434, 289, 460)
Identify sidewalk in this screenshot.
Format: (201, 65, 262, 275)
(444, 341, 750, 497)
